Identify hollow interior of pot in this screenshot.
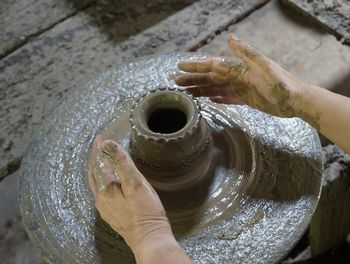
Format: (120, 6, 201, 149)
(147, 108, 187, 133)
(140, 92, 196, 135)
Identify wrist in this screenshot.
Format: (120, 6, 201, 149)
(133, 232, 191, 264)
(292, 82, 321, 130)
(291, 79, 310, 117)
(123, 219, 173, 252)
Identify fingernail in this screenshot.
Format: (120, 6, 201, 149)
(100, 140, 130, 170)
(229, 33, 240, 42)
(178, 61, 186, 71)
(175, 76, 185, 85)
(100, 140, 120, 158)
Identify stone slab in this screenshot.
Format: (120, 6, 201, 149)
(0, 0, 93, 59)
(0, 0, 269, 180)
(283, 0, 350, 46)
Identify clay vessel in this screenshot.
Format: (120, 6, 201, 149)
(129, 88, 213, 191)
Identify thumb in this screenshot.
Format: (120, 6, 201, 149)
(227, 33, 263, 64)
(100, 140, 144, 191)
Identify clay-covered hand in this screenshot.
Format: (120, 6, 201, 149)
(88, 136, 192, 263)
(175, 33, 303, 117)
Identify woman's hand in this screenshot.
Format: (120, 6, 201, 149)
(176, 33, 350, 154)
(175, 33, 304, 118)
(88, 136, 192, 263)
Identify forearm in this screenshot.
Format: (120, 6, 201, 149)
(133, 233, 192, 264)
(294, 83, 350, 154)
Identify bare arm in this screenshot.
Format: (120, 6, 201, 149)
(294, 83, 350, 154)
(175, 33, 350, 154)
(88, 136, 192, 264)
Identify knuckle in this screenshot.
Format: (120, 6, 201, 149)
(210, 72, 228, 84)
(132, 178, 144, 189)
(95, 200, 102, 210)
(114, 154, 129, 168)
(128, 176, 144, 190)
(124, 177, 145, 194)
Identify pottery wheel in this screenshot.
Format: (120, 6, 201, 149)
(20, 53, 322, 264)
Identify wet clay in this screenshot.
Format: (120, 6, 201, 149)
(99, 90, 255, 235)
(128, 89, 213, 192)
(19, 53, 322, 264)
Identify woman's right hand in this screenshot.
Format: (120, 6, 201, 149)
(176, 33, 350, 154)
(175, 33, 305, 118)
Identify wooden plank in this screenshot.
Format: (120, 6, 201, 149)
(309, 145, 350, 255)
(283, 0, 350, 46)
(0, 0, 94, 59)
(0, 0, 270, 180)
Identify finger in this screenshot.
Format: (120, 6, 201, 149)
(220, 58, 245, 78)
(209, 96, 244, 105)
(88, 169, 97, 198)
(175, 73, 213, 86)
(178, 58, 231, 75)
(95, 182, 124, 214)
(100, 140, 144, 191)
(209, 96, 227, 104)
(186, 85, 228, 97)
(227, 33, 264, 65)
(99, 181, 124, 200)
(175, 72, 229, 86)
(88, 135, 105, 197)
(95, 147, 122, 192)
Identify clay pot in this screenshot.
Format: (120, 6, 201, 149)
(129, 88, 213, 191)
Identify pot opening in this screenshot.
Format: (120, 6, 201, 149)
(147, 108, 187, 134)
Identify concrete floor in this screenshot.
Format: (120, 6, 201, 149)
(1, 0, 349, 263)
